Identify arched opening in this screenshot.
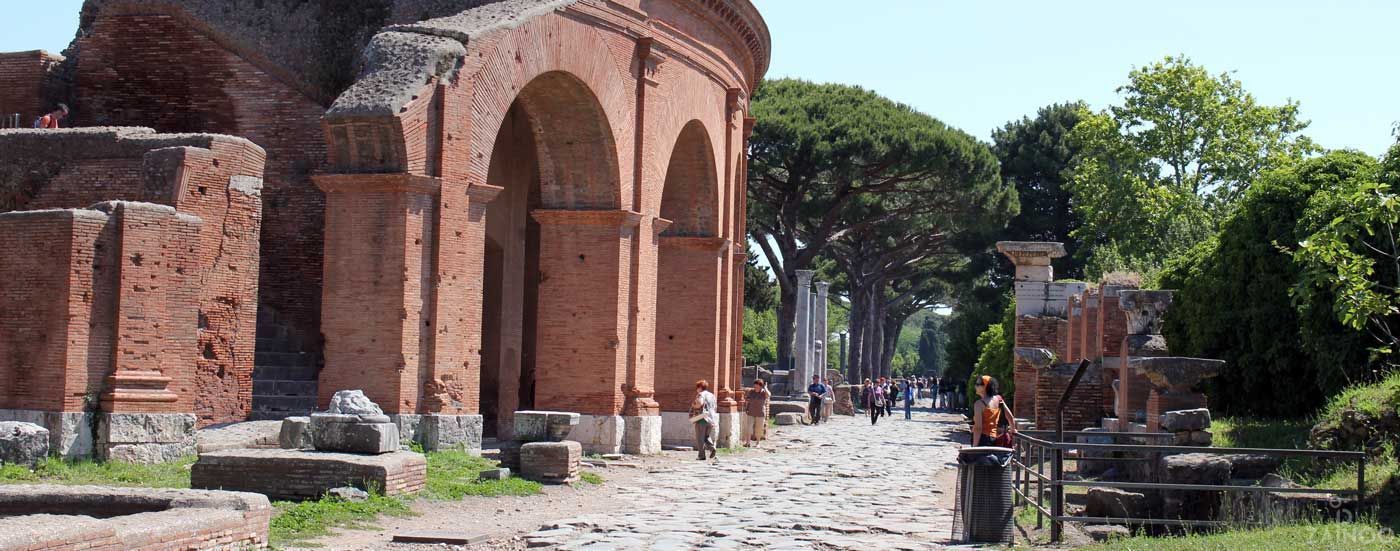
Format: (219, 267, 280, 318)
(653, 120, 727, 446)
(480, 71, 622, 438)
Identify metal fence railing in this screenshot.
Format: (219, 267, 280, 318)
(1008, 359, 1369, 543)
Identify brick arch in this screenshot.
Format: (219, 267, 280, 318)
(505, 71, 622, 210)
(659, 120, 719, 237)
(464, 14, 634, 210)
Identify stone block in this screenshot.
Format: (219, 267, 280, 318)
(566, 415, 623, 455)
(775, 412, 802, 425)
(0, 421, 49, 467)
(419, 414, 483, 452)
(327, 389, 385, 415)
(1160, 408, 1211, 432)
(280, 417, 314, 449)
(623, 415, 661, 455)
(1084, 487, 1149, 520)
(192, 449, 427, 500)
(1221, 454, 1281, 479)
(311, 413, 399, 454)
(97, 413, 196, 464)
(478, 468, 509, 480)
(520, 441, 581, 484)
(769, 401, 807, 416)
(515, 411, 581, 442)
(1077, 428, 1115, 476)
(1159, 453, 1231, 521)
(716, 411, 741, 448)
(1084, 525, 1130, 542)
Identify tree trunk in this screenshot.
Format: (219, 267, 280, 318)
(881, 314, 902, 378)
(863, 288, 881, 379)
(846, 284, 865, 384)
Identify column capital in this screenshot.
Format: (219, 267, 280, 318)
(465, 182, 504, 202)
(796, 269, 815, 286)
(996, 241, 1066, 282)
(815, 281, 830, 295)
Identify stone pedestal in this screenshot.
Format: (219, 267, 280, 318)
(97, 413, 196, 464)
(660, 411, 695, 447)
(0, 410, 93, 459)
(192, 449, 427, 500)
(716, 411, 741, 448)
(311, 413, 398, 454)
(567, 414, 624, 454)
(623, 415, 661, 455)
(834, 385, 855, 415)
(520, 441, 582, 484)
(417, 414, 483, 452)
(0, 422, 49, 467)
(514, 411, 580, 442)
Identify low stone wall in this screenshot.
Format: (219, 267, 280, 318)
(0, 484, 270, 550)
(191, 448, 426, 500)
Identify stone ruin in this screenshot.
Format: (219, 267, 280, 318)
(490, 411, 583, 485)
(0, 485, 271, 550)
(191, 390, 427, 500)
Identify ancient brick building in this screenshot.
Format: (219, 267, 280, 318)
(0, 0, 768, 456)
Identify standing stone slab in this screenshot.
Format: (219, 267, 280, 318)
(98, 413, 196, 463)
(520, 440, 582, 484)
(0, 421, 49, 467)
(774, 412, 802, 425)
(419, 414, 484, 452)
(514, 411, 580, 442)
(279, 417, 314, 449)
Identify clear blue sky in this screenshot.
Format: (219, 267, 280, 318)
(4, 0, 1396, 155)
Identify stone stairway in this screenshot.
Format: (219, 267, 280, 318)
(250, 309, 320, 420)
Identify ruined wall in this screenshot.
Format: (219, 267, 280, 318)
(0, 128, 264, 425)
(0, 210, 114, 413)
(67, 8, 327, 417)
(0, 51, 64, 128)
(1035, 362, 1104, 431)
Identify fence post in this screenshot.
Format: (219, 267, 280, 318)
(1358, 456, 1367, 517)
(1037, 443, 1044, 529)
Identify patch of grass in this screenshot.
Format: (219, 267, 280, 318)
(579, 471, 603, 485)
(1212, 416, 1314, 450)
(422, 450, 541, 499)
(0, 456, 194, 488)
(269, 491, 412, 546)
(716, 446, 747, 456)
(1323, 371, 1400, 420)
(1076, 522, 1397, 550)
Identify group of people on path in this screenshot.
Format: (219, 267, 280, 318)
(859, 376, 938, 424)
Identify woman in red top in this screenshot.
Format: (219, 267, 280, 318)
(971, 375, 1014, 447)
(36, 104, 69, 129)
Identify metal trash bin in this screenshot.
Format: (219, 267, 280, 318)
(951, 446, 1014, 544)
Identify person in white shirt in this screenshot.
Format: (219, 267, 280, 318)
(690, 379, 719, 460)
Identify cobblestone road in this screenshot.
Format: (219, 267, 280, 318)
(524, 409, 966, 550)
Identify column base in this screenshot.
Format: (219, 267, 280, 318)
(0, 409, 94, 459)
(659, 411, 694, 447)
(716, 411, 741, 449)
(567, 415, 625, 455)
(623, 415, 661, 455)
(97, 413, 196, 464)
(386, 414, 484, 454)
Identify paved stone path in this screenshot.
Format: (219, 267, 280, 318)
(523, 409, 965, 550)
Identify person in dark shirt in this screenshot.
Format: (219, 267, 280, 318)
(806, 375, 828, 425)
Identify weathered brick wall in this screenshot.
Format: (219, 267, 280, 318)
(0, 210, 114, 412)
(0, 128, 264, 424)
(1013, 315, 1064, 416)
(0, 50, 62, 128)
(1034, 361, 1104, 431)
(654, 238, 725, 411)
(72, 10, 326, 371)
(1146, 390, 1208, 433)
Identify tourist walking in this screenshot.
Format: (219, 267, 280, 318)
(931, 377, 941, 410)
(806, 375, 828, 425)
(743, 380, 770, 448)
(820, 377, 836, 421)
(903, 380, 914, 419)
(882, 378, 895, 417)
(863, 379, 883, 425)
(971, 375, 1015, 447)
(690, 379, 719, 460)
(916, 378, 926, 407)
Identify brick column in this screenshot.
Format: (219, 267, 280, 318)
(996, 241, 1067, 418)
(531, 209, 658, 454)
(315, 174, 440, 417)
(654, 236, 726, 447)
(95, 201, 201, 462)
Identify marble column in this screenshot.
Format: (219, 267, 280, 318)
(793, 270, 815, 396)
(815, 282, 830, 380)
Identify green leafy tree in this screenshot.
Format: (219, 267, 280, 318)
(742, 307, 778, 365)
(966, 299, 1015, 407)
(1069, 55, 1315, 278)
(748, 78, 1016, 371)
(743, 244, 778, 313)
(916, 314, 945, 376)
(1160, 151, 1379, 415)
(1294, 145, 1400, 373)
(993, 102, 1088, 278)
